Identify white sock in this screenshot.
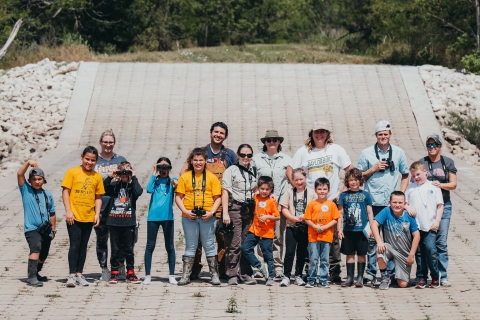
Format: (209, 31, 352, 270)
(142, 275, 151, 285)
(169, 275, 177, 284)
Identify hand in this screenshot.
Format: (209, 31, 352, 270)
(258, 215, 268, 223)
(369, 231, 374, 238)
(337, 230, 344, 240)
(270, 194, 277, 201)
(153, 164, 158, 175)
(289, 216, 301, 223)
(94, 215, 100, 227)
(202, 211, 214, 221)
(430, 221, 440, 232)
(66, 211, 75, 225)
(374, 161, 388, 172)
(51, 231, 56, 240)
(431, 181, 441, 188)
(186, 210, 196, 221)
(406, 254, 415, 266)
(297, 215, 305, 222)
(28, 160, 38, 168)
(130, 168, 136, 177)
(376, 242, 387, 254)
(223, 214, 231, 226)
(315, 225, 325, 233)
(405, 205, 417, 217)
(171, 180, 178, 187)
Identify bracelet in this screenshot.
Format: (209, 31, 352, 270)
(52, 230, 57, 234)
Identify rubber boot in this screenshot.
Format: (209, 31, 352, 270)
(341, 263, 355, 287)
(178, 256, 194, 286)
(37, 261, 47, 281)
(27, 259, 43, 287)
(206, 255, 221, 285)
(355, 262, 366, 287)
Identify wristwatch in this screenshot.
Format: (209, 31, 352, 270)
(52, 230, 57, 235)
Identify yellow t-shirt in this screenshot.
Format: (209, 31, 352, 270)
(61, 166, 105, 222)
(176, 170, 222, 217)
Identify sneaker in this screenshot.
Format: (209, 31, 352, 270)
(243, 275, 257, 285)
(142, 276, 151, 285)
(274, 271, 284, 280)
(101, 269, 110, 282)
(266, 278, 274, 286)
(415, 279, 426, 289)
(253, 270, 262, 279)
(305, 282, 315, 288)
(75, 275, 89, 286)
(441, 279, 451, 287)
(258, 265, 269, 280)
(379, 274, 390, 290)
(319, 281, 330, 288)
(118, 265, 126, 280)
(295, 276, 306, 286)
(109, 272, 119, 284)
(66, 276, 76, 287)
(126, 272, 142, 284)
(280, 276, 290, 287)
(430, 279, 440, 289)
(228, 277, 238, 286)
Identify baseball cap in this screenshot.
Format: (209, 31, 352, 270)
(426, 133, 442, 144)
(312, 121, 331, 132)
(374, 120, 392, 135)
(29, 168, 47, 184)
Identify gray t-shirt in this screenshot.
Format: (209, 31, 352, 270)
(222, 164, 257, 203)
(94, 153, 127, 180)
(417, 155, 457, 203)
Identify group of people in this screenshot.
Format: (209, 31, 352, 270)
(18, 120, 457, 290)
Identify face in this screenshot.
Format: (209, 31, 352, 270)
(265, 138, 280, 151)
(312, 129, 329, 146)
(158, 160, 171, 178)
(210, 126, 227, 145)
(81, 152, 98, 171)
(258, 183, 273, 198)
(347, 176, 360, 190)
(119, 165, 132, 182)
(293, 173, 306, 190)
(376, 130, 391, 145)
(238, 147, 253, 166)
(315, 184, 329, 198)
(28, 176, 45, 190)
(411, 168, 427, 184)
(100, 135, 115, 153)
(426, 138, 441, 156)
(191, 155, 206, 171)
(389, 195, 406, 214)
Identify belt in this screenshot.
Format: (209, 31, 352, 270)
(232, 199, 245, 206)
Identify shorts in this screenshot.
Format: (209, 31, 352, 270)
(25, 230, 52, 261)
(377, 243, 411, 282)
(340, 231, 368, 255)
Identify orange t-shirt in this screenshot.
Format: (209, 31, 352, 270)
(304, 199, 340, 243)
(248, 194, 280, 239)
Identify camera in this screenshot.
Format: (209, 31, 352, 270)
(346, 213, 357, 227)
(221, 223, 235, 236)
(116, 169, 132, 175)
(292, 221, 307, 235)
(241, 198, 255, 214)
(192, 206, 206, 217)
(36, 220, 53, 236)
(156, 164, 172, 171)
(380, 158, 395, 172)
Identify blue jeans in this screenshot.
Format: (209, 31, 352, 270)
(415, 230, 439, 280)
(307, 241, 330, 283)
(367, 206, 395, 278)
(182, 217, 216, 257)
(144, 220, 176, 275)
(241, 233, 274, 278)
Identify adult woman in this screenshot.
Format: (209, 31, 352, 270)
(416, 134, 457, 287)
(94, 129, 127, 281)
(175, 148, 222, 285)
(286, 121, 353, 283)
(222, 144, 257, 285)
(252, 130, 291, 278)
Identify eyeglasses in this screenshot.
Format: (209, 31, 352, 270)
(238, 153, 253, 158)
(426, 143, 439, 148)
(266, 138, 278, 143)
(101, 141, 115, 145)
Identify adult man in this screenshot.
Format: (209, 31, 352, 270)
(180, 122, 237, 279)
(357, 120, 409, 285)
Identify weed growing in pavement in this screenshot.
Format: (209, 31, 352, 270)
(5, 267, 9, 271)
(0, 206, 8, 211)
(226, 296, 241, 314)
(192, 291, 205, 298)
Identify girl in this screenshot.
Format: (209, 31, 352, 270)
(175, 148, 222, 285)
(143, 157, 178, 285)
(61, 146, 105, 287)
(279, 168, 316, 286)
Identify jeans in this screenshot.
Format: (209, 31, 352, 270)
(109, 225, 135, 271)
(283, 227, 308, 278)
(308, 241, 330, 283)
(67, 221, 93, 274)
(367, 205, 395, 278)
(416, 230, 439, 280)
(241, 233, 274, 278)
(144, 220, 176, 275)
(437, 202, 451, 281)
(182, 217, 216, 257)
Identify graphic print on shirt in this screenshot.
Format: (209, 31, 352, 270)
(110, 187, 132, 218)
(427, 168, 445, 179)
(344, 193, 366, 227)
(307, 156, 334, 176)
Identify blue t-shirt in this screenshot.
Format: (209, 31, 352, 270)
(19, 183, 55, 233)
(338, 190, 372, 231)
(146, 175, 176, 221)
(374, 208, 418, 256)
(205, 144, 237, 168)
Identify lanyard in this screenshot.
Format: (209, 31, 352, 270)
(292, 188, 308, 216)
(33, 189, 49, 222)
(236, 163, 255, 201)
(192, 170, 207, 208)
(374, 143, 392, 162)
(425, 156, 449, 183)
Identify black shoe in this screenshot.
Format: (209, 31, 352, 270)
(330, 275, 342, 283)
(37, 273, 48, 282)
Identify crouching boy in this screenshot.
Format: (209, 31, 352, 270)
(18, 160, 56, 287)
(371, 191, 420, 289)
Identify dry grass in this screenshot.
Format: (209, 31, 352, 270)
(0, 43, 379, 70)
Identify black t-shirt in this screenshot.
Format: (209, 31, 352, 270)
(418, 155, 457, 203)
(104, 176, 143, 226)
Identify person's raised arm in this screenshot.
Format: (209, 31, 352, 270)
(62, 187, 74, 225)
(131, 176, 144, 197)
(17, 160, 38, 187)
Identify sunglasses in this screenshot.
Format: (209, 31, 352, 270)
(238, 153, 253, 158)
(101, 141, 115, 145)
(426, 143, 439, 148)
(266, 138, 279, 143)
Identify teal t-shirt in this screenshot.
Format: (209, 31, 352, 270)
(146, 175, 176, 221)
(19, 183, 55, 233)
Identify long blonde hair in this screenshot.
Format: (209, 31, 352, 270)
(304, 130, 333, 152)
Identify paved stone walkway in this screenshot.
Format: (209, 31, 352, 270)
(0, 63, 479, 319)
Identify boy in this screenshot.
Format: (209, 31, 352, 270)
(304, 178, 340, 288)
(241, 176, 280, 286)
(371, 191, 420, 289)
(337, 168, 373, 288)
(104, 161, 143, 284)
(17, 160, 56, 287)
(405, 161, 444, 288)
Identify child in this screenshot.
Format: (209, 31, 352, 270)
(61, 146, 105, 287)
(279, 168, 316, 287)
(337, 168, 373, 288)
(241, 176, 280, 286)
(405, 161, 444, 289)
(143, 157, 178, 285)
(104, 161, 143, 284)
(371, 191, 420, 290)
(304, 177, 340, 288)
(17, 160, 56, 287)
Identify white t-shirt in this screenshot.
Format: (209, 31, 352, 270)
(290, 144, 351, 200)
(405, 181, 444, 232)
